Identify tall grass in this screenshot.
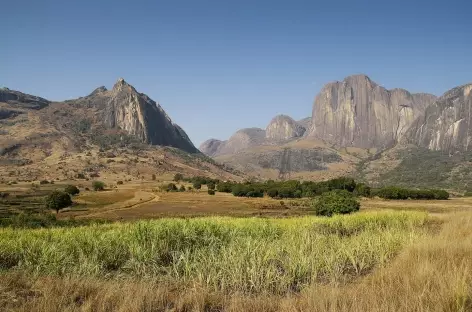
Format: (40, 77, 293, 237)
(0, 211, 429, 294)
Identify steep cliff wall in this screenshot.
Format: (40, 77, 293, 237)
(406, 83, 472, 151)
(307, 75, 436, 148)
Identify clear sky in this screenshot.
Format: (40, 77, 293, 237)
(1, 0, 471, 147)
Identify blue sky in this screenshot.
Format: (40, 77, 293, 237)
(1, 0, 471, 147)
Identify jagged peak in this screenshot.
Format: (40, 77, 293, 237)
(112, 77, 135, 91)
(88, 86, 108, 97)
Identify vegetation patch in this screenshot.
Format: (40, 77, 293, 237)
(0, 212, 429, 294)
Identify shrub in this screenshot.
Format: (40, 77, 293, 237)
(267, 189, 278, 198)
(174, 173, 184, 182)
(208, 189, 216, 195)
(179, 185, 186, 192)
(152, 174, 156, 181)
(207, 182, 216, 190)
(166, 183, 178, 192)
(45, 191, 72, 213)
(217, 182, 233, 193)
(64, 185, 80, 196)
(39, 180, 50, 185)
(313, 190, 360, 217)
(117, 180, 124, 185)
(92, 181, 105, 191)
(246, 190, 263, 198)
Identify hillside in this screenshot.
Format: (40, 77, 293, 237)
(0, 81, 242, 182)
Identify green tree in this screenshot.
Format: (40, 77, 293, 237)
(45, 191, 72, 214)
(64, 185, 80, 196)
(92, 181, 105, 191)
(207, 182, 216, 190)
(313, 190, 360, 217)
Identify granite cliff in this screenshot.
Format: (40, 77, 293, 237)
(307, 75, 436, 149)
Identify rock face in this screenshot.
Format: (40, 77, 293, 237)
(0, 87, 50, 110)
(297, 117, 311, 130)
(265, 115, 306, 141)
(199, 139, 224, 156)
(308, 75, 437, 149)
(406, 83, 472, 152)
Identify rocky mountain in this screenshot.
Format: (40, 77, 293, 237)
(307, 75, 437, 149)
(62, 78, 197, 153)
(199, 115, 309, 157)
(265, 115, 306, 141)
(0, 79, 241, 182)
(406, 83, 472, 152)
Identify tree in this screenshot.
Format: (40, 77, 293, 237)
(353, 183, 371, 197)
(193, 181, 202, 190)
(92, 181, 105, 191)
(208, 189, 216, 195)
(64, 185, 80, 196)
(313, 190, 360, 217)
(45, 191, 72, 213)
(207, 182, 216, 190)
(174, 173, 184, 182)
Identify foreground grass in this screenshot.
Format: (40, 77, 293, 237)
(0, 211, 429, 296)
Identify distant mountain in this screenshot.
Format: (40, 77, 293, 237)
(307, 74, 437, 149)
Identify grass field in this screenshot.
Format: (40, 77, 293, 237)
(1, 181, 472, 311)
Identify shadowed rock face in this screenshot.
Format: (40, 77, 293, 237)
(265, 115, 306, 141)
(307, 75, 437, 149)
(406, 84, 472, 152)
(199, 139, 224, 156)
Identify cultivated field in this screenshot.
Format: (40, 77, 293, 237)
(0, 180, 471, 311)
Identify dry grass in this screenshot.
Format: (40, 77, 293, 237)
(0, 211, 470, 312)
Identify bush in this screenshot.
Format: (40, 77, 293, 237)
(92, 181, 105, 191)
(39, 180, 50, 185)
(166, 183, 178, 192)
(174, 173, 184, 182)
(45, 191, 72, 213)
(207, 182, 216, 190)
(373, 186, 449, 200)
(179, 185, 186, 192)
(152, 174, 156, 181)
(313, 190, 360, 217)
(64, 185, 80, 196)
(117, 181, 124, 185)
(208, 189, 216, 195)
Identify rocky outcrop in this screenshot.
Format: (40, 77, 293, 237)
(199, 139, 225, 157)
(265, 115, 306, 141)
(307, 74, 437, 149)
(406, 83, 472, 152)
(217, 128, 266, 155)
(0, 87, 50, 110)
(69, 78, 197, 153)
(297, 117, 311, 130)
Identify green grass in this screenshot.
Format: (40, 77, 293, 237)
(0, 211, 430, 294)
